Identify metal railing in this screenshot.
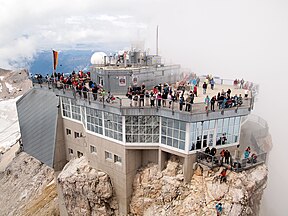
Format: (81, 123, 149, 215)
(32, 82, 253, 115)
(196, 151, 267, 172)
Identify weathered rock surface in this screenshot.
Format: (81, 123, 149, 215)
(58, 157, 118, 216)
(130, 157, 268, 216)
(0, 152, 59, 216)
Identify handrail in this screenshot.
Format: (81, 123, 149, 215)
(32, 82, 253, 115)
(196, 150, 267, 172)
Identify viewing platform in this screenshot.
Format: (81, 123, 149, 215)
(31, 78, 255, 117)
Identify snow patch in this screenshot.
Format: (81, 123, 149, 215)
(5, 82, 15, 93)
(0, 83, 2, 93)
(0, 96, 22, 150)
(0, 76, 4, 81)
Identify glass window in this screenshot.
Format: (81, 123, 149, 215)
(68, 148, 73, 154)
(66, 128, 71, 135)
(114, 154, 122, 164)
(105, 151, 112, 160)
(86, 107, 103, 135)
(62, 97, 71, 118)
(104, 112, 123, 141)
(90, 145, 97, 154)
(161, 117, 186, 150)
(77, 151, 83, 158)
(74, 132, 80, 138)
(125, 116, 159, 143)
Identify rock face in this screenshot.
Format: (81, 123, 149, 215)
(130, 157, 268, 216)
(58, 157, 118, 216)
(0, 152, 59, 216)
(0, 68, 32, 99)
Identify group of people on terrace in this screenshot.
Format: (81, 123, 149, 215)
(203, 145, 259, 173)
(33, 71, 251, 112)
(125, 74, 250, 113)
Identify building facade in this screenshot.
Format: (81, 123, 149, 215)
(17, 86, 252, 215)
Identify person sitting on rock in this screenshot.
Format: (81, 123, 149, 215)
(216, 203, 223, 216)
(220, 168, 227, 183)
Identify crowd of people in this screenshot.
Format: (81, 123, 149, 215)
(33, 72, 251, 111)
(203, 145, 259, 182)
(125, 75, 249, 112)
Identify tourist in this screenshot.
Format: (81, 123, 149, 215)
(220, 168, 227, 183)
(224, 150, 231, 165)
(150, 92, 155, 107)
(240, 78, 244, 89)
(145, 90, 150, 106)
(139, 89, 145, 107)
(179, 95, 185, 111)
(210, 95, 216, 111)
(204, 95, 210, 111)
(210, 147, 217, 157)
(238, 94, 243, 106)
(210, 78, 215, 90)
(185, 94, 192, 112)
(157, 93, 162, 107)
(202, 82, 207, 94)
(244, 89, 249, 100)
(244, 147, 251, 159)
(133, 94, 138, 107)
(220, 149, 225, 165)
(216, 203, 223, 216)
(193, 85, 198, 97)
(234, 145, 241, 162)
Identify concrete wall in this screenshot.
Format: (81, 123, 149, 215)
(53, 109, 67, 171)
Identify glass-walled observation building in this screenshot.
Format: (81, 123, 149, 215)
(61, 97, 245, 153)
(17, 87, 252, 215)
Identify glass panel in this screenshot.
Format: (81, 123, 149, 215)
(126, 135, 132, 142)
(179, 141, 185, 150)
(162, 117, 167, 126)
(168, 119, 173, 127)
(161, 136, 166, 144)
(140, 135, 146, 143)
(167, 128, 172, 136)
(234, 124, 240, 135)
(180, 131, 185, 140)
(173, 129, 179, 139)
(167, 137, 172, 146)
(229, 117, 235, 127)
(180, 122, 186, 131)
(153, 126, 159, 134)
(209, 120, 215, 129)
(174, 120, 180, 129)
(235, 116, 241, 125)
(146, 135, 152, 142)
(161, 127, 166, 135)
(140, 126, 145, 134)
(203, 121, 209, 130)
(132, 116, 138, 125)
(173, 139, 178, 148)
(125, 116, 131, 124)
(153, 135, 159, 143)
(132, 135, 138, 142)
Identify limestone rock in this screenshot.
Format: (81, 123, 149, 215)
(58, 157, 118, 216)
(130, 159, 268, 216)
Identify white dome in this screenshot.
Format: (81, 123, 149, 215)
(90, 52, 107, 64)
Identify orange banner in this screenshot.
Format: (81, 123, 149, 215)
(53, 50, 58, 71)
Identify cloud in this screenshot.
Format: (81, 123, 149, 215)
(0, 2, 288, 214)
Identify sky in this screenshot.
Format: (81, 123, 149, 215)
(1, 0, 288, 215)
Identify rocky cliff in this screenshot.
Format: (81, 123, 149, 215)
(57, 157, 118, 216)
(0, 151, 59, 216)
(130, 157, 268, 216)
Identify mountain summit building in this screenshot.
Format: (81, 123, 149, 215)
(16, 54, 257, 215)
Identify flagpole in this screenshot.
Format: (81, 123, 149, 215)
(52, 49, 55, 83)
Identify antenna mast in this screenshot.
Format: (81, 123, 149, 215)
(156, 25, 159, 56)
